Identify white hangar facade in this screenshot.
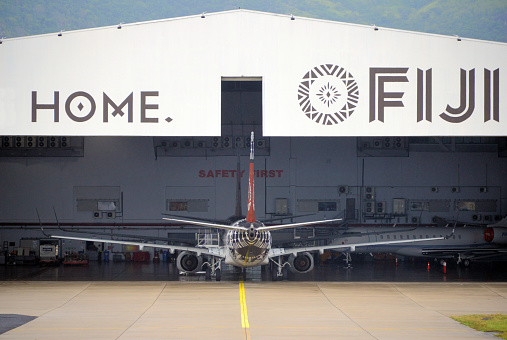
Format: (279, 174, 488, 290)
(0, 10, 506, 247)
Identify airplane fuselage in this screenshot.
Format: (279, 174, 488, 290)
(224, 219, 272, 267)
(330, 225, 498, 258)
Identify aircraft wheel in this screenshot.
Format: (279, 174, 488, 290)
(215, 269, 222, 281)
(463, 259, 470, 267)
(271, 267, 278, 281)
(205, 267, 211, 280)
(282, 267, 288, 281)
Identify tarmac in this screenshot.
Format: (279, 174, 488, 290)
(0, 261, 506, 339)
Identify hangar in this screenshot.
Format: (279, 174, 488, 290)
(1, 9, 507, 339)
(0, 8, 506, 268)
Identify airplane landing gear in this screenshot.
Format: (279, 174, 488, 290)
(270, 256, 289, 281)
(456, 254, 471, 268)
(204, 256, 223, 281)
(343, 252, 353, 269)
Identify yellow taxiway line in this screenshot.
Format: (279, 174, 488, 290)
(239, 279, 251, 339)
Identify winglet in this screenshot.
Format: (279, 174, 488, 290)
(36, 209, 50, 237)
(246, 131, 255, 223)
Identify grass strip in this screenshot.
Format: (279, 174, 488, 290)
(451, 314, 507, 339)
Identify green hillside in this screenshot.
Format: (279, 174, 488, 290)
(0, 0, 505, 42)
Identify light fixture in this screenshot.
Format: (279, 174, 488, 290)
(58, 30, 63, 37)
(117, 22, 123, 29)
(373, 24, 378, 31)
(454, 35, 461, 41)
(201, 12, 206, 18)
(290, 14, 295, 20)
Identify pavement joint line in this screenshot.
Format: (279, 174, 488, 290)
(480, 283, 507, 298)
(316, 283, 378, 340)
(115, 282, 167, 340)
(390, 283, 454, 320)
(39, 282, 92, 317)
(239, 279, 251, 340)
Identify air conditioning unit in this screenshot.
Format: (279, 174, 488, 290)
(105, 211, 116, 219)
(222, 136, 233, 148)
(484, 215, 493, 222)
(93, 211, 103, 219)
(364, 201, 375, 214)
(182, 140, 194, 148)
(14, 136, 25, 148)
(451, 187, 460, 193)
(256, 139, 267, 148)
(60, 136, 71, 148)
(195, 141, 207, 148)
(211, 137, 221, 148)
(373, 139, 383, 148)
(364, 187, 375, 200)
(430, 186, 439, 193)
(234, 136, 244, 148)
(2, 136, 13, 147)
(338, 185, 349, 195)
(393, 137, 405, 148)
(472, 214, 482, 221)
(479, 187, 488, 193)
(360, 141, 370, 149)
(383, 137, 393, 148)
(411, 216, 420, 224)
(37, 137, 47, 148)
(26, 136, 37, 148)
(376, 202, 386, 214)
(48, 136, 60, 148)
(170, 141, 181, 148)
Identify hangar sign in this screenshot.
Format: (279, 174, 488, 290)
(0, 10, 505, 136)
(296, 65, 498, 126)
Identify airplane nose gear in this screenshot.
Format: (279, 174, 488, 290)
(204, 256, 223, 281)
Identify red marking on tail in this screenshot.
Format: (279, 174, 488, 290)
(246, 162, 255, 222)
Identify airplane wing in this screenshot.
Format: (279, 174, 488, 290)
(257, 218, 343, 232)
(50, 235, 225, 258)
(269, 236, 446, 257)
(162, 217, 247, 231)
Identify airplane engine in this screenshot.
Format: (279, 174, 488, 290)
(484, 227, 507, 245)
(176, 251, 203, 273)
(288, 252, 314, 274)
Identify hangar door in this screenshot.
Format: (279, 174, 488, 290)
(221, 78, 262, 135)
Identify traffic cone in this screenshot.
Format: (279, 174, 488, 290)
(395, 258, 398, 266)
(427, 262, 430, 270)
(443, 261, 447, 273)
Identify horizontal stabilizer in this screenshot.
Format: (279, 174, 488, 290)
(163, 217, 248, 231)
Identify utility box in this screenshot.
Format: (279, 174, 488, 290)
(275, 198, 288, 215)
(20, 239, 39, 256)
(393, 198, 406, 215)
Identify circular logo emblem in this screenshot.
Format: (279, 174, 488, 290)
(298, 64, 359, 125)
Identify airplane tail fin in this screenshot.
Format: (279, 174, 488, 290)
(246, 131, 255, 223)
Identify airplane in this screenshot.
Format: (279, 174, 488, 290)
(318, 217, 507, 268)
(47, 132, 450, 281)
